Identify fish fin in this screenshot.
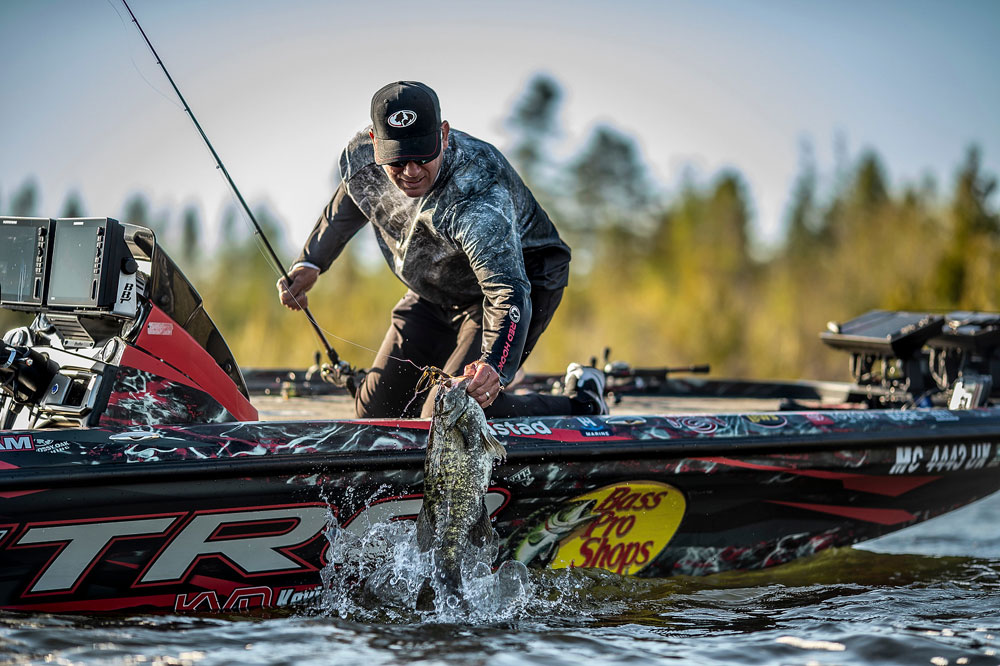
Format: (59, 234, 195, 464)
(481, 426, 507, 461)
(468, 498, 496, 549)
(415, 508, 434, 552)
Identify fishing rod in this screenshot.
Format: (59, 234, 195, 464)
(119, 0, 360, 394)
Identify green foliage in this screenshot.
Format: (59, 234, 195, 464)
(3, 80, 998, 384)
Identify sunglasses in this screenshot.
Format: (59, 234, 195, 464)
(386, 157, 435, 169)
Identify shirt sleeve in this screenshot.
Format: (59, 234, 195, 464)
(449, 189, 533, 386)
(295, 182, 369, 272)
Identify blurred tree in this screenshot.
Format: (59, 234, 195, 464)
(951, 146, 998, 236)
(850, 150, 889, 213)
(122, 193, 152, 228)
(705, 171, 753, 276)
(571, 125, 654, 233)
(504, 74, 563, 187)
(218, 205, 239, 249)
(121, 192, 171, 247)
(935, 146, 999, 306)
(10, 179, 39, 217)
(180, 205, 202, 267)
(784, 143, 822, 259)
(59, 191, 86, 218)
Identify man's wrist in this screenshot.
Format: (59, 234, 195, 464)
(291, 261, 321, 272)
(478, 358, 504, 387)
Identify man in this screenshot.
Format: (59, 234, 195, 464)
(278, 81, 606, 419)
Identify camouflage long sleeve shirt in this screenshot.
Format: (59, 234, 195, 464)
(296, 128, 571, 385)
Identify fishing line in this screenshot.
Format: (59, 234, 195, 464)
(104, 0, 183, 112)
(218, 183, 422, 371)
(116, 0, 432, 396)
(117, 0, 332, 357)
(114, 0, 441, 392)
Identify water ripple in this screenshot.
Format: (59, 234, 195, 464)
(1, 494, 999, 666)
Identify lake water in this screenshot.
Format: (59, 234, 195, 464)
(1, 488, 998, 666)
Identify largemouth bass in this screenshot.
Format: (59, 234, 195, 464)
(416, 376, 506, 604)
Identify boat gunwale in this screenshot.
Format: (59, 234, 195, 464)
(0, 421, 997, 491)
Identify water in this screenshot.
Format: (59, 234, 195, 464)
(1, 492, 999, 666)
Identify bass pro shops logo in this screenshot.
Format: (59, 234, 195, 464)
(514, 481, 686, 575)
(387, 110, 417, 128)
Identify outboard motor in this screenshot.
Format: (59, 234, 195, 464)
(821, 309, 1000, 408)
(0, 216, 256, 429)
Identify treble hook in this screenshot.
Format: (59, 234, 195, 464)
(414, 365, 453, 395)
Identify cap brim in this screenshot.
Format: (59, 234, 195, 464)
(373, 130, 441, 165)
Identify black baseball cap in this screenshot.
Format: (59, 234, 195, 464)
(370, 81, 442, 165)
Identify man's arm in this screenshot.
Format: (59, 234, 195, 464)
(297, 182, 369, 271)
(451, 193, 533, 401)
(277, 182, 368, 311)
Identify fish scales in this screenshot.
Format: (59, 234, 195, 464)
(416, 377, 506, 599)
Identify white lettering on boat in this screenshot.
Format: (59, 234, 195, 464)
(890, 443, 992, 475)
(139, 506, 328, 583)
(0, 435, 34, 451)
(486, 421, 552, 437)
(16, 517, 177, 593)
(174, 584, 322, 612)
(8, 495, 510, 601)
(11, 504, 330, 595)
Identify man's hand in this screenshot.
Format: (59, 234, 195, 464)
(276, 265, 320, 311)
(464, 360, 501, 409)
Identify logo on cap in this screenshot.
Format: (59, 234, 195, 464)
(387, 110, 417, 128)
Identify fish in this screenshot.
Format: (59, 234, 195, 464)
(513, 499, 599, 567)
(415, 376, 506, 606)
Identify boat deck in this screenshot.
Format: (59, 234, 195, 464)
(253, 393, 812, 421)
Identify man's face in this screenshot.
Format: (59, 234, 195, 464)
(379, 122, 450, 198)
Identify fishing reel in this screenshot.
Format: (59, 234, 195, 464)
(319, 359, 367, 397)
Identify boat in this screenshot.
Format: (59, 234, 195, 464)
(1, 216, 999, 614)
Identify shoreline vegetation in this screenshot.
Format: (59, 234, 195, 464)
(2, 76, 997, 383)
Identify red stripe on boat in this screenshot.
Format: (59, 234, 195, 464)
(768, 500, 916, 525)
(189, 574, 244, 596)
(0, 489, 45, 500)
(698, 457, 938, 497)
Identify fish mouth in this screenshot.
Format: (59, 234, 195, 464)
(433, 378, 470, 424)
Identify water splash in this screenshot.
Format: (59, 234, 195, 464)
(318, 508, 532, 623)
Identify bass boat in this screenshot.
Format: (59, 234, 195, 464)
(1, 216, 999, 614)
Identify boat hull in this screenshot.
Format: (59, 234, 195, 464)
(0, 409, 998, 613)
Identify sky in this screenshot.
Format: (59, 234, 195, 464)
(1, 0, 998, 257)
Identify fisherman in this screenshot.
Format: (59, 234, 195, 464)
(278, 81, 607, 419)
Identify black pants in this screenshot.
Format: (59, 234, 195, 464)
(355, 288, 573, 418)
